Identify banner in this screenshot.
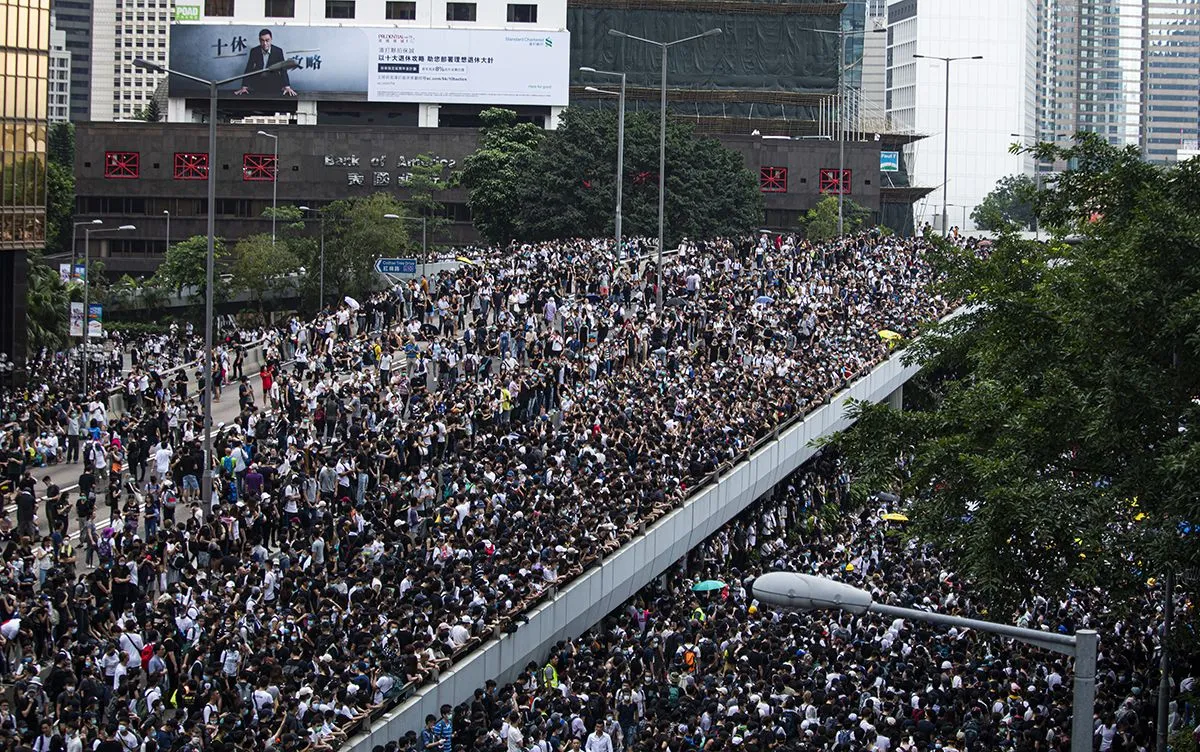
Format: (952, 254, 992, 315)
(169, 25, 569, 105)
(87, 304, 103, 338)
(880, 151, 900, 172)
(59, 264, 71, 284)
(69, 302, 84, 337)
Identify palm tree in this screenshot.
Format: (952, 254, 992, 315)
(26, 252, 70, 352)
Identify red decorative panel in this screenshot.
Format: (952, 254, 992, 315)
(104, 151, 139, 179)
(819, 168, 852, 195)
(243, 153, 277, 182)
(173, 152, 209, 180)
(760, 166, 787, 193)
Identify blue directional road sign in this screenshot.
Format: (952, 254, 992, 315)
(375, 258, 417, 275)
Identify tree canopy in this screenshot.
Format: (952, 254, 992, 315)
(971, 173, 1037, 231)
(800, 196, 871, 241)
(461, 107, 763, 246)
(318, 192, 411, 301)
(832, 134, 1200, 613)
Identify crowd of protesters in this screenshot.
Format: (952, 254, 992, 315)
(408, 451, 1196, 752)
(0, 231, 968, 752)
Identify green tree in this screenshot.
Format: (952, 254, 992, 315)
(831, 134, 1200, 612)
(139, 99, 162, 122)
(800, 196, 870, 241)
(460, 108, 545, 244)
(318, 193, 410, 301)
(230, 233, 299, 314)
(462, 107, 762, 245)
(151, 234, 230, 302)
(45, 122, 75, 256)
(970, 174, 1037, 231)
(26, 251, 70, 353)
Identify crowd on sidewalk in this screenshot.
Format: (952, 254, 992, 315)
(0, 231, 962, 752)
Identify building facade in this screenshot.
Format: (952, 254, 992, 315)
(52, 0, 93, 121)
(50, 15, 72, 123)
(1, 0, 50, 366)
(71, 122, 900, 275)
(87, 0, 172, 121)
(163, 0, 568, 128)
(885, 0, 1037, 231)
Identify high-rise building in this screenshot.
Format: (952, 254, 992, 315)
(1143, 0, 1200, 160)
(884, 0, 1037, 231)
(89, 0, 172, 121)
(50, 15, 72, 123)
(1, 0, 50, 367)
(53, 0, 93, 121)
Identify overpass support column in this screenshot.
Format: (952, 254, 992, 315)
(886, 384, 903, 411)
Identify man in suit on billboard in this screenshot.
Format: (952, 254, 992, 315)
(234, 29, 298, 96)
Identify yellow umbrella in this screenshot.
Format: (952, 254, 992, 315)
(878, 329, 903, 342)
(455, 256, 478, 266)
(881, 512, 909, 522)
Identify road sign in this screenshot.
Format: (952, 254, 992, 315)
(375, 258, 417, 275)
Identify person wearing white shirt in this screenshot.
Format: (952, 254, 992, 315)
(506, 712, 524, 752)
(585, 722, 613, 752)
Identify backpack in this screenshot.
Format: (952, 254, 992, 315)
(141, 642, 156, 671)
(835, 729, 853, 749)
(682, 646, 697, 672)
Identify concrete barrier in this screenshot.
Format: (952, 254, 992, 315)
(346, 344, 921, 752)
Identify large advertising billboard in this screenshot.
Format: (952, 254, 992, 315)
(168, 25, 570, 105)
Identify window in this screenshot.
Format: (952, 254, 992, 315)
(174, 152, 209, 180)
(446, 2, 475, 21)
(385, 0, 415, 18)
(325, 0, 354, 17)
(104, 151, 139, 178)
(203, 0, 233, 15)
(264, 0, 294, 16)
(818, 168, 851, 195)
(243, 153, 277, 181)
(760, 166, 787, 193)
(215, 198, 253, 217)
(506, 3, 536, 22)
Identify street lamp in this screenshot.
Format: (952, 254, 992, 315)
(913, 53, 983, 237)
(382, 212, 429, 277)
(134, 55, 298, 512)
(298, 205, 326, 310)
(257, 130, 279, 246)
(163, 210, 171, 254)
(803, 26, 886, 236)
(81, 224, 135, 397)
(73, 219, 102, 270)
(608, 27, 722, 309)
(581, 67, 627, 258)
(752, 572, 1098, 752)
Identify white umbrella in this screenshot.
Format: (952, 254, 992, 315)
(344, 296, 361, 310)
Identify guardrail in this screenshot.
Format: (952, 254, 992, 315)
(344, 337, 924, 752)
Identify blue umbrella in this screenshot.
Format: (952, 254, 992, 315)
(755, 295, 775, 305)
(691, 580, 727, 592)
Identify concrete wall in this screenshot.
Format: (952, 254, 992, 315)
(346, 343, 922, 752)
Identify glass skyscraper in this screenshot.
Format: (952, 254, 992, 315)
(1, 0, 50, 365)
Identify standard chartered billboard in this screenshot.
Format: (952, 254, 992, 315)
(168, 25, 570, 105)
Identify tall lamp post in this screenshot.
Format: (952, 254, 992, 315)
(81, 224, 135, 396)
(383, 213, 428, 276)
(134, 56, 298, 511)
(257, 130, 279, 246)
(580, 67, 627, 257)
(752, 572, 1099, 752)
(913, 53, 982, 237)
(298, 205, 326, 310)
(163, 210, 171, 254)
(803, 26, 886, 236)
(608, 27, 722, 309)
(73, 219, 102, 270)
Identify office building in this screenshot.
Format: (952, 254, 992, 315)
(885, 0, 1038, 231)
(88, 0, 172, 121)
(50, 15, 72, 123)
(53, 0, 93, 121)
(1, 0, 50, 368)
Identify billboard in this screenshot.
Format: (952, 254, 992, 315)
(168, 25, 570, 106)
(880, 151, 899, 172)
